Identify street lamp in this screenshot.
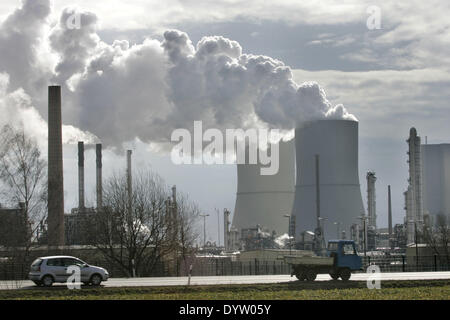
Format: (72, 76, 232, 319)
(283, 214, 292, 254)
(200, 214, 209, 248)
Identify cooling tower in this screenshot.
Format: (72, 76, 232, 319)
(232, 140, 295, 235)
(421, 143, 450, 220)
(48, 86, 65, 246)
(292, 120, 365, 241)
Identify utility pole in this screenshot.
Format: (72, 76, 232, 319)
(200, 214, 209, 247)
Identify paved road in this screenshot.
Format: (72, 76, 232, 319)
(1, 272, 450, 290)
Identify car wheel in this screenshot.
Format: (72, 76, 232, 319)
(42, 275, 54, 287)
(339, 268, 351, 281)
(90, 274, 102, 286)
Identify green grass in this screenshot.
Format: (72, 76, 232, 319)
(1, 280, 450, 300)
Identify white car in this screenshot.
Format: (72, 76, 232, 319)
(28, 256, 109, 287)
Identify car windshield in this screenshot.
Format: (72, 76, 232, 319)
(343, 244, 356, 255)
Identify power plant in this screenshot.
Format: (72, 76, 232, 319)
(291, 120, 365, 244)
(5, 86, 447, 260)
(232, 140, 295, 236)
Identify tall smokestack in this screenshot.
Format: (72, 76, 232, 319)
(78, 141, 85, 210)
(96, 143, 102, 209)
(127, 150, 132, 212)
(48, 86, 65, 246)
(315, 154, 321, 228)
(388, 185, 392, 237)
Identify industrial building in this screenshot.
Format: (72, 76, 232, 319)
(421, 143, 450, 221)
(404, 128, 424, 245)
(232, 140, 295, 236)
(0, 203, 28, 247)
(291, 120, 365, 246)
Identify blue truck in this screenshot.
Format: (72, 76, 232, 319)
(284, 240, 362, 281)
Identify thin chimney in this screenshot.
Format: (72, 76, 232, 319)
(127, 150, 132, 213)
(78, 141, 85, 210)
(47, 85, 65, 246)
(315, 154, 321, 227)
(224, 209, 230, 251)
(388, 185, 393, 237)
(96, 143, 102, 209)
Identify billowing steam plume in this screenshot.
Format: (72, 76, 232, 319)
(0, 0, 357, 151)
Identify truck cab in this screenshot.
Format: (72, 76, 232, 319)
(327, 240, 362, 273)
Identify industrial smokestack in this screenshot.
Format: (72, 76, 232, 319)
(96, 143, 102, 209)
(388, 185, 392, 237)
(78, 141, 85, 210)
(47, 85, 65, 246)
(315, 154, 321, 229)
(127, 150, 132, 212)
(224, 209, 230, 251)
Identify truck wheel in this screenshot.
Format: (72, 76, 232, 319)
(294, 267, 306, 281)
(339, 268, 351, 281)
(295, 271, 306, 281)
(306, 269, 317, 281)
(329, 272, 339, 280)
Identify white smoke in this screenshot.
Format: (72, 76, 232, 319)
(274, 233, 291, 248)
(0, 72, 97, 150)
(0, 1, 357, 151)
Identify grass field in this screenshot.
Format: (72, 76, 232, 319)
(1, 280, 450, 300)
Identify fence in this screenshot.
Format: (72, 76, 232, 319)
(1, 255, 450, 281)
(360, 255, 450, 273)
(184, 260, 291, 277)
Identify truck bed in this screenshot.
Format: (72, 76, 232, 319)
(283, 255, 334, 266)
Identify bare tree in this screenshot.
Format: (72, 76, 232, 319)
(0, 125, 47, 286)
(91, 168, 199, 277)
(0, 125, 47, 243)
(176, 193, 200, 275)
(422, 214, 450, 267)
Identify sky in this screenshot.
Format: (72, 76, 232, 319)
(0, 0, 449, 244)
